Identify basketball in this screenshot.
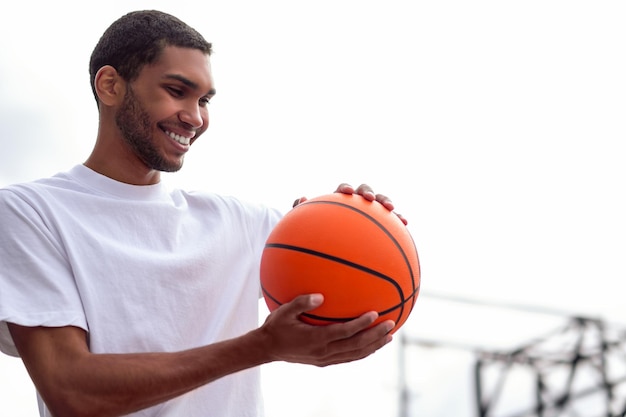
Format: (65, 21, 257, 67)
(260, 192, 420, 334)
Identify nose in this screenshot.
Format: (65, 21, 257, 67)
(179, 103, 206, 130)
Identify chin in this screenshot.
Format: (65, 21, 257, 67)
(158, 165, 183, 173)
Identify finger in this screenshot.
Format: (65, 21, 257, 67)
(317, 320, 395, 365)
(321, 334, 394, 366)
(374, 193, 395, 211)
(373, 193, 409, 225)
(292, 196, 307, 208)
(333, 319, 395, 348)
(280, 294, 324, 317)
(325, 312, 392, 342)
(355, 184, 376, 201)
(395, 212, 408, 226)
(334, 183, 354, 194)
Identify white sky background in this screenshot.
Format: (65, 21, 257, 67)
(1, 1, 625, 416)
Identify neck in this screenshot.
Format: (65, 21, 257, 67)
(84, 141, 162, 186)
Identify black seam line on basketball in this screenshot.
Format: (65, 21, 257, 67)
(262, 280, 419, 322)
(300, 298, 409, 322)
(261, 285, 282, 307)
(262, 280, 417, 310)
(263, 281, 419, 324)
(299, 199, 419, 295)
(265, 243, 403, 294)
(265, 243, 406, 323)
(301, 312, 356, 322)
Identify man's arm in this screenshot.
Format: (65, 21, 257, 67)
(9, 294, 393, 417)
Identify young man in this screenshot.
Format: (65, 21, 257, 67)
(0, 10, 404, 417)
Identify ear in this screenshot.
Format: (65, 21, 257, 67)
(94, 65, 126, 107)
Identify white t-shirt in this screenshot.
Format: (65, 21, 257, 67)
(0, 164, 283, 417)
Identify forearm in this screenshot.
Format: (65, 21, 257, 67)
(64, 338, 267, 417)
(10, 324, 271, 417)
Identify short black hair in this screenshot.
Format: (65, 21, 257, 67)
(89, 10, 213, 104)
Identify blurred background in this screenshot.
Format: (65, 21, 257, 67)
(1, 1, 625, 416)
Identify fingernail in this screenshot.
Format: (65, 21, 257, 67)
(385, 321, 396, 333)
(367, 311, 379, 322)
(309, 294, 324, 306)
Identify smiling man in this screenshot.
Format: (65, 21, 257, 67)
(0, 10, 401, 417)
(85, 14, 216, 184)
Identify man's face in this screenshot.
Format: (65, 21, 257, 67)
(115, 46, 215, 172)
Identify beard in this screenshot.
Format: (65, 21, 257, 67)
(115, 85, 184, 172)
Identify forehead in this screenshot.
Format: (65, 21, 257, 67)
(139, 46, 214, 91)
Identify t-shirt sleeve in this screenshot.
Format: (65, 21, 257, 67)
(235, 199, 284, 300)
(0, 189, 87, 357)
(250, 205, 283, 263)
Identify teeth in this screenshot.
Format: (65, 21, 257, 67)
(165, 130, 191, 145)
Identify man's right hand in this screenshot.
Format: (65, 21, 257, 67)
(256, 294, 395, 367)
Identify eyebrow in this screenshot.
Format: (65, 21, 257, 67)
(164, 74, 216, 96)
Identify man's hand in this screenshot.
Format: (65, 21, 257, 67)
(293, 183, 408, 225)
(256, 294, 394, 367)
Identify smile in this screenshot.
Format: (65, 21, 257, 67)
(164, 129, 193, 146)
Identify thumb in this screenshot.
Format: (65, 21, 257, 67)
(285, 293, 324, 316)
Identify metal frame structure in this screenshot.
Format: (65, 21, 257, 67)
(398, 295, 626, 417)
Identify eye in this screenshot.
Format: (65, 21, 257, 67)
(199, 97, 211, 107)
(167, 86, 184, 97)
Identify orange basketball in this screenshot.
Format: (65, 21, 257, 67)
(260, 192, 420, 334)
